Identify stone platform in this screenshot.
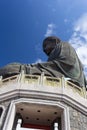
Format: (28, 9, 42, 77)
(0, 72, 87, 130)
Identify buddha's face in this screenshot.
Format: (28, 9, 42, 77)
(43, 41, 56, 56)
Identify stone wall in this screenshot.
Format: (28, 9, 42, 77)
(1, 99, 87, 130)
(0, 75, 87, 130)
(0, 101, 11, 130)
(69, 107, 87, 130)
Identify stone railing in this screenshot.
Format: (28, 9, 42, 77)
(0, 71, 87, 98)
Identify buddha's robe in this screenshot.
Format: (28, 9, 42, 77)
(0, 42, 86, 87)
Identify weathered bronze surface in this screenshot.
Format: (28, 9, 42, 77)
(0, 36, 86, 87)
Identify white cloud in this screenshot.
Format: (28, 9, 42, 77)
(35, 58, 43, 63)
(69, 13, 87, 77)
(44, 23, 56, 37)
(64, 19, 68, 23)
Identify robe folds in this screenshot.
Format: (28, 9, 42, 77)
(0, 42, 86, 87)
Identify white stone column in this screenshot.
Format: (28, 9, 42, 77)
(16, 119, 22, 130)
(54, 122, 58, 130)
(0, 76, 2, 84)
(2, 103, 16, 130)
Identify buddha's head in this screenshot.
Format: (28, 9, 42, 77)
(43, 36, 61, 56)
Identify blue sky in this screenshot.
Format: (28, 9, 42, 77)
(0, 0, 87, 77)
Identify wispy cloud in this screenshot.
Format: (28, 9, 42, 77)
(69, 13, 87, 77)
(35, 42, 42, 55)
(64, 18, 68, 23)
(35, 58, 43, 63)
(44, 23, 56, 37)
